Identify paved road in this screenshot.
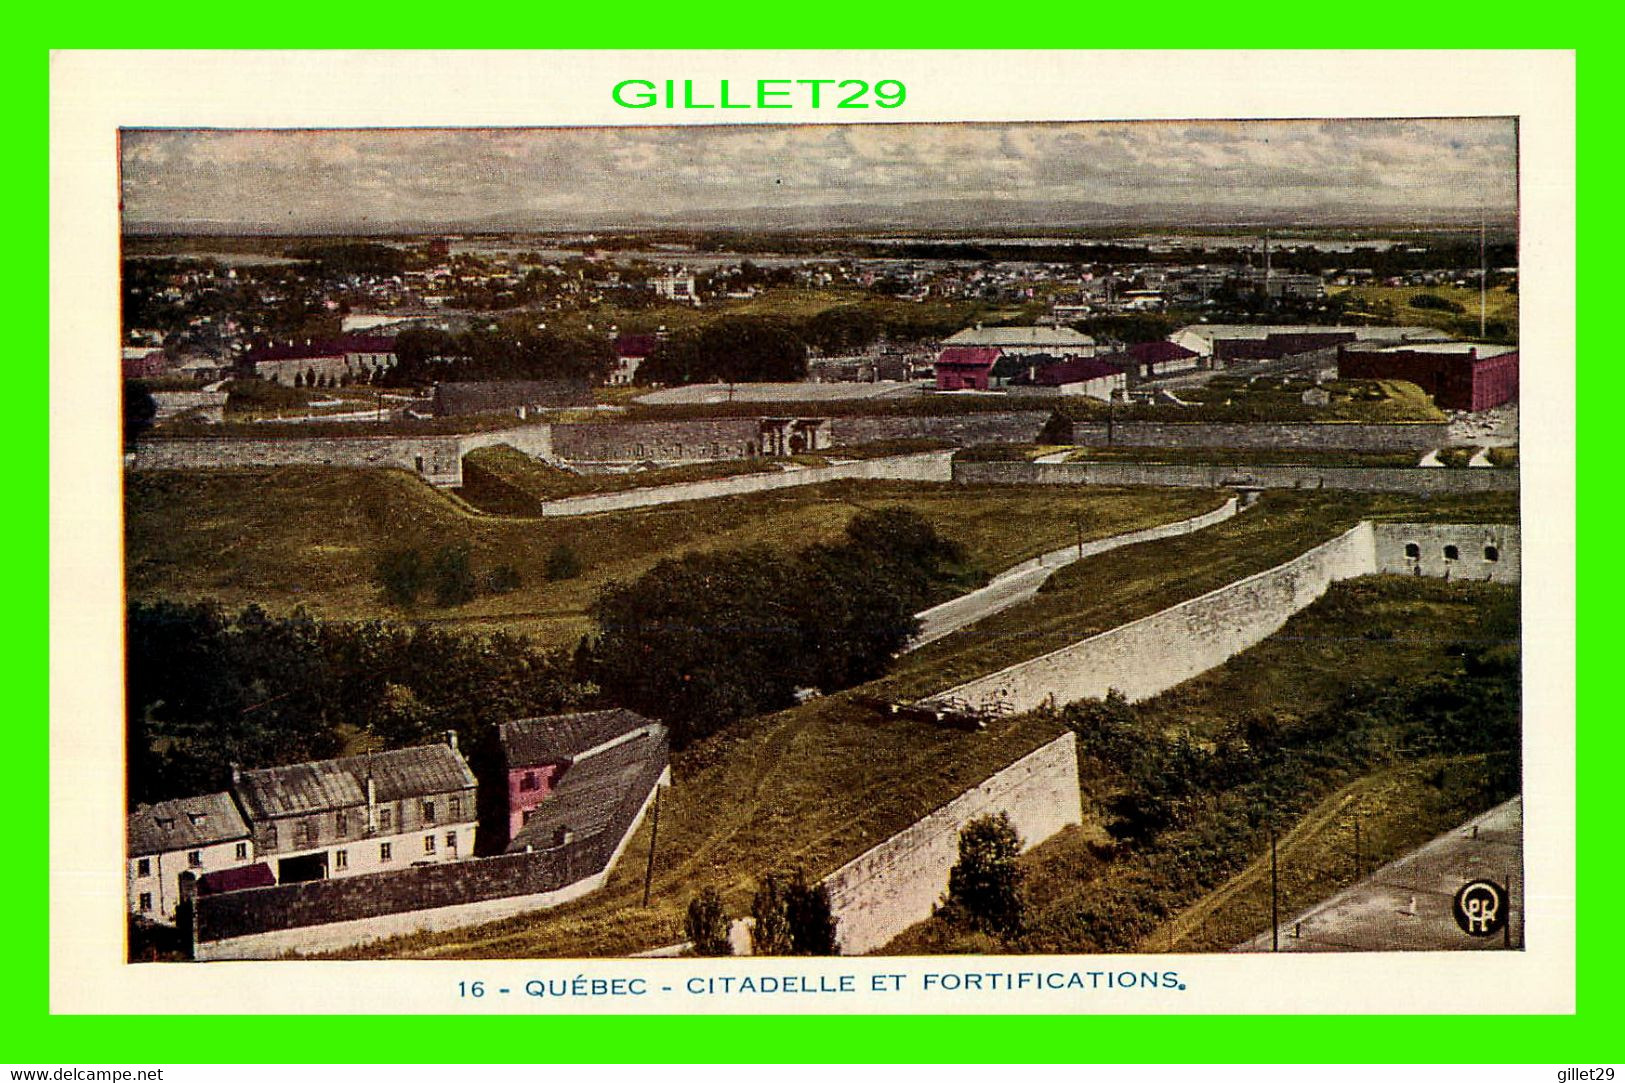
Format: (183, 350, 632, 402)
(1233, 796, 1523, 952)
(906, 497, 1240, 651)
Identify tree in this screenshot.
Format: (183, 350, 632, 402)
(946, 812, 1025, 937)
(784, 869, 839, 955)
(375, 548, 425, 607)
(544, 543, 582, 581)
(430, 544, 478, 607)
(684, 888, 733, 957)
(749, 873, 794, 956)
(123, 381, 157, 448)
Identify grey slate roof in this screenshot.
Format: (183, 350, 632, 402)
(500, 709, 654, 767)
(944, 326, 1095, 348)
(128, 792, 250, 858)
(234, 743, 476, 822)
(506, 728, 667, 853)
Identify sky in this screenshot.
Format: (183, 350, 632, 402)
(120, 119, 1518, 231)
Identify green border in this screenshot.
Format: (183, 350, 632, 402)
(29, 30, 1595, 1065)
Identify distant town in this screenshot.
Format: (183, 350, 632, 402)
(121, 120, 1523, 963)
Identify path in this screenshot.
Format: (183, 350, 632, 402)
(906, 497, 1241, 652)
(1233, 796, 1522, 952)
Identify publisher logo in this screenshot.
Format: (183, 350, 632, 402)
(1453, 879, 1508, 937)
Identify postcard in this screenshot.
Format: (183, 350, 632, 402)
(48, 49, 1575, 1015)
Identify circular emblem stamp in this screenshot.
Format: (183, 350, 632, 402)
(1452, 879, 1509, 937)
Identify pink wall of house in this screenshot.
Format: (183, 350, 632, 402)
(507, 763, 563, 840)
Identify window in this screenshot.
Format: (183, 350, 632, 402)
(424, 835, 437, 854)
(379, 808, 392, 831)
(449, 796, 461, 819)
(136, 858, 151, 878)
(380, 843, 392, 862)
(266, 824, 278, 847)
(1404, 542, 1421, 560)
(1444, 545, 1460, 561)
(1484, 545, 1500, 562)
(187, 850, 202, 868)
(138, 893, 152, 912)
(520, 772, 539, 792)
(522, 809, 536, 825)
(334, 850, 348, 871)
(235, 842, 248, 861)
(446, 832, 457, 850)
(336, 811, 348, 835)
(422, 801, 436, 825)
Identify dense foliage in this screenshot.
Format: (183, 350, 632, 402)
(125, 601, 589, 807)
(639, 316, 808, 385)
(944, 812, 1026, 937)
(583, 507, 967, 746)
(383, 326, 615, 386)
(749, 870, 838, 956)
(1014, 623, 1522, 952)
(684, 888, 733, 956)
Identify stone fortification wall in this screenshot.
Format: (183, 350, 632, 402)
(923, 524, 1380, 717)
(954, 460, 1518, 495)
(129, 434, 468, 486)
(1373, 522, 1521, 582)
(827, 411, 1054, 449)
(534, 452, 955, 518)
(550, 417, 762, 462)
(190, 759, 668, 960)
(821, 733, 1081, 956)
(1064, 420, 1449, 452)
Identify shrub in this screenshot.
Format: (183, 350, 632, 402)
(946, 813, 1025, 937)
(684, 888, 733, 957)
(748, 869, 838, 956)
(545, 544, 583, 581)
(430, 544, 478, 607)
(375, 548, 425, 607)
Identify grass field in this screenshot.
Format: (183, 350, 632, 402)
(882, 575, 1520, 955)
(1329, 284, 1519, 340)
(125, 468, 1225, 650)
(311, 492, 1515, 959)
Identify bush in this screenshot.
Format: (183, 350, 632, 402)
(430, 544, 478, 607)
(748, 869, 838, 956)
(545, 544, 583, 581)
(376, 548, 425, 607)
(684, 888, 733, 956)
(946, 813, 1025, 937)
(485, 564, 523, 595)
(1409, 292, 1465, 314)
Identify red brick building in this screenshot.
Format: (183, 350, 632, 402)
(934, 346, 1002, 391)
(1337, 344, 1519, 412)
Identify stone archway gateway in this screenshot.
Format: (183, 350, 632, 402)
(758, 417, 830, 457)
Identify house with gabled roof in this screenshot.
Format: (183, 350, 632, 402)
(231, 733, 477, 885)
(499, 709, 670, 852)
(127, 792, 254, 924)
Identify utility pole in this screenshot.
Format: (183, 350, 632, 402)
(1075, 512, 1084, 559)
(1270, 829, 1280, 952)
(641, 787, 662, 908)
(1353, 816, 1362, 880)
(1480, 218, 1488, 339)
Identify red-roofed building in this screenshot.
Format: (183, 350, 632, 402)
(1028, 356, 1127, 400)
(244, 334, 397, 386)
(609, 333, 659, 386)
(1337, 344, 1519, 412)
(1124, 340, 1202, 380)
(934, 346, 1002, 391)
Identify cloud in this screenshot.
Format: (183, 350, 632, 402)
(120, 118, 1518, 228)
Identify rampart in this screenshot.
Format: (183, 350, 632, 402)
(534, 452, 955, 517)
(953, 460, 1519, 495)
(922, 521, 1519, 716)
(189, 758, 669, 960)
(821, 732, 1082, 956)
(1061, 420, 1449, 452)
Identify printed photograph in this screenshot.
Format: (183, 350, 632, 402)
(119, 118, 1523, 963)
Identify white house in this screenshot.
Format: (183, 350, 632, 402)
(127, 792, 255, 924)
(941, 324, 1096, 359)
(231, 735, 479, 885)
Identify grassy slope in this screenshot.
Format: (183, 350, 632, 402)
(325, 492, 1515, 959)
(881, 576, 1519, 955)
(125, 469, 1224, 650)
(1330, 284, 1519, 337)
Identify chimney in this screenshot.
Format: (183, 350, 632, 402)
(553, 826, 574, 847)
(445, 729, 459, 754)
(366, 775, 377, 832)
(229, 763, 241, 786)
